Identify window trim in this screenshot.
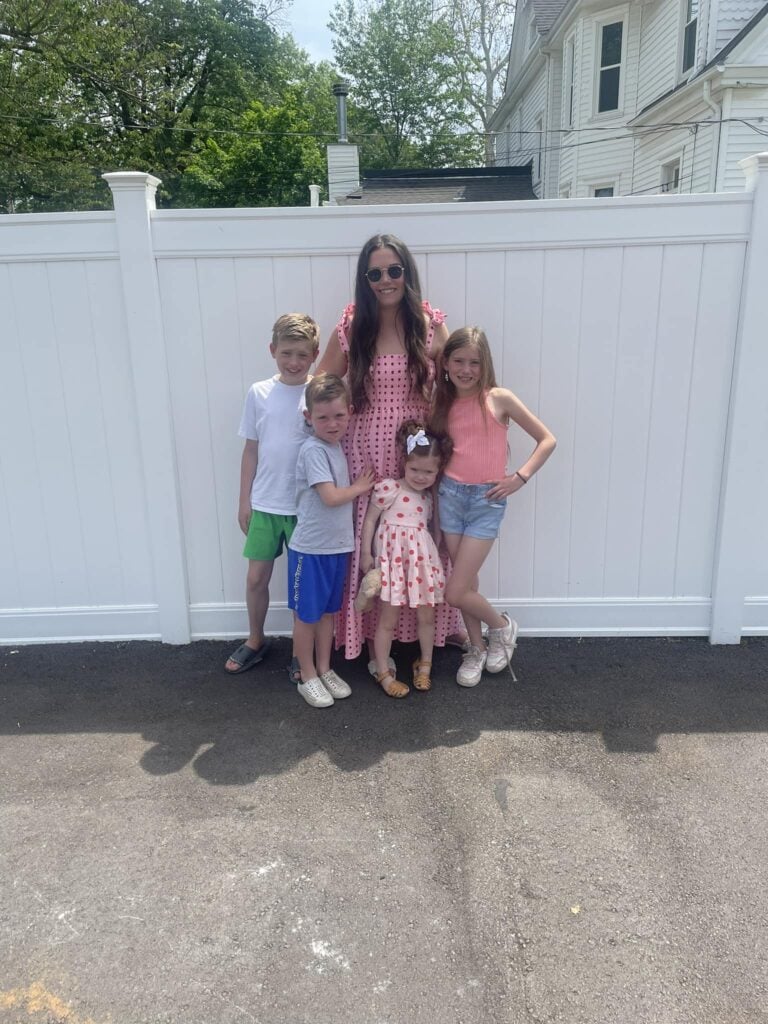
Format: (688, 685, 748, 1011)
(592, 8, 629, 118)
(680, 0, 698, 76)
(563, 35, 577, 129)
(534, 115, 544, 184)
(660, 155, 683, 194)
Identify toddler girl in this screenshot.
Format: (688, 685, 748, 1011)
(431, 327, 557, 687)
(359, 420, 453, 697)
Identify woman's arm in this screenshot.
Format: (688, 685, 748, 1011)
(316, 329, 349, 377)
(359, 499, 382, 573)
(429, 319, 450, 370)
(485, 388, 557, 500)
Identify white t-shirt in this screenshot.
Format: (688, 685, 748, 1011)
(238, 375, 310, 515)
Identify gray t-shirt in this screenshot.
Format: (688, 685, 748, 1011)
(289, 435, 353, 555)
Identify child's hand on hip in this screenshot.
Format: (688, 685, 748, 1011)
(485, 475, 525, 501)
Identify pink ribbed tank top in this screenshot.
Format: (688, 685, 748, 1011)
(445, 393, 507, 483)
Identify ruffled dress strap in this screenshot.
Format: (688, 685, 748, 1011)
(372, 478, 400, 512)
(422, 300, 446, 352)
(335, 303, 355, 355)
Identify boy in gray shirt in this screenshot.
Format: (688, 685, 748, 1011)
(288, 374, 374, 708)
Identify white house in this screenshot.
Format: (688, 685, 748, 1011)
(490, 0, 768, 197)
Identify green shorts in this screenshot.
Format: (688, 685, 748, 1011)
(243, 510, 297, 561)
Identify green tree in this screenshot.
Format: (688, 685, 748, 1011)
(328, 0, 483, 169)
(179, 77, 335, 207)
(0, 0, 281, 208)
(436, 0, 515, 162)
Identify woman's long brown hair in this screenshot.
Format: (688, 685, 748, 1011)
(347, 234, 430, 413)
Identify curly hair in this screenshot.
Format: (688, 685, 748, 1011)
(395, 419, 453, 474)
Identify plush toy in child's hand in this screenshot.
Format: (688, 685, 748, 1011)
(354, 568, 382, 612)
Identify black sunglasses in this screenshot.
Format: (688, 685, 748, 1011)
(365, 264, 405, 283)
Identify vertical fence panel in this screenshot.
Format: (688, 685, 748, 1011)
(85, 260, 155, 607)
(674, 242, 743, 598)
(534, 249, 583, 598)
(500, 249, 545, 602)
(603, 246, 663, 597)
(638, 245, 702, 597)
(11, 262, 90, 606)
(569, 247, 623, 597)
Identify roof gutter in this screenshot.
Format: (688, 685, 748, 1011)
(702, 79, 722, 191)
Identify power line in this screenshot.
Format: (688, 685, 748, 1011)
(1, 109, 767, 147)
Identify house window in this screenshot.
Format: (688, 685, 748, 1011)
(682, 0, 698, 73)
(564, 37, 576, 128)
(597, 21, 623, 112)
(661, 159, 681, 193)
(593, 185, 615, 197)
(560, 184, 572, 198)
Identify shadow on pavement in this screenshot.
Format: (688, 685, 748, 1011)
(2, 636, 767, 782)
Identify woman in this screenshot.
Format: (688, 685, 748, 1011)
(317, 233, 466, 666)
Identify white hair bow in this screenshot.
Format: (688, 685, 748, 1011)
(406, 429, 430, 455)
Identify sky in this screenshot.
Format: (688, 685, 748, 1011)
(284, 0, 336, 64)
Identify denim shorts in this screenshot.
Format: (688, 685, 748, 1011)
(438, 476, 507, 540)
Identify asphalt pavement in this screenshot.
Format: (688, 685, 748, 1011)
(2, 635, 768, 1024)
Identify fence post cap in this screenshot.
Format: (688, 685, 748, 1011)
(739, 152, 768, 191)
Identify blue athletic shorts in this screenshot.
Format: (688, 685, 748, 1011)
(438, 476, 507, 541)
(288, 549, 349, 624)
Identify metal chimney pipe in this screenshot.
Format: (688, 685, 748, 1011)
(332, 81, 349, 144)
(309, 183, 321, 207)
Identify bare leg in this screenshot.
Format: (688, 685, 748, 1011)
(314, 614, 335, 676)
(413, 604, 435, 691)
(374, 602, 409, 697)
(416, 604, 435, 665)
(374, 602, 399, 676)
(442, 533, 506, 640)
(292, 615, 319, 683)
(225, 559, 273, 671)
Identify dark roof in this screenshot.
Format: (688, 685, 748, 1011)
(634, 0, 768, 120)
(531, 0, 569, 33)
(337, 165, 537, 205)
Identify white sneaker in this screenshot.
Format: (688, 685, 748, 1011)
(297, 677, 334, 708)
(367, 656, 395, 678)
(486, 613, 518, 674)
(320, 670, 352, 699)
(457, 644, 487, 687)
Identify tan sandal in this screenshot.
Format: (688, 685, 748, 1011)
(412, 660, 432, 692)
(375, 669, 409, 699)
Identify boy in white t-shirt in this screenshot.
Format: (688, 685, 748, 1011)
(225, 314, 319, 674)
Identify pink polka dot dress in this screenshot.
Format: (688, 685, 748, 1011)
(334, 301, 465, 658)
(372, 480, 445, 606)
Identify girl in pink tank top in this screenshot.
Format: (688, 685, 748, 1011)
(430, 327, 557, 688)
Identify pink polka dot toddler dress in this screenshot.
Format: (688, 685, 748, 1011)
(372, 479, 445, 607)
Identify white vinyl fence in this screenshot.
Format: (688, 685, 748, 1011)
(1, 156, 767, 646)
